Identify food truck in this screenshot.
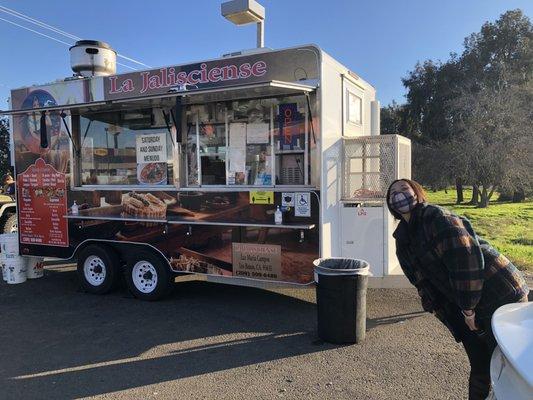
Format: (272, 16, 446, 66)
(3, 40, 411, 300)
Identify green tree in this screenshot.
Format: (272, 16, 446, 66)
(401, 58, 463, 144)
(388, 9, 533, 207)
(461, 9, 533, 90)
(455, 10, 533, 205)
(380, 101, 404, 135)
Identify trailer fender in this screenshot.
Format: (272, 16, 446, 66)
(0, 203, 16, 217)
(73, 239, 172, 273)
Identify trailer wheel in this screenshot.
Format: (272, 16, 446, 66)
(125, 250, 171, 301)
(1, 213, 17, 233)
(77, 244, 120, 294)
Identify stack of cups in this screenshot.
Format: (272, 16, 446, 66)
(0, 233, 27, 284)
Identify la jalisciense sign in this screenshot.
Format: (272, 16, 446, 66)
(106, 59, 268, 99)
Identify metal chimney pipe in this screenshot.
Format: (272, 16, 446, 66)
(257, 20, 264, 48)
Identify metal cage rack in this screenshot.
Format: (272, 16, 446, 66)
(341, 134, 411, 201)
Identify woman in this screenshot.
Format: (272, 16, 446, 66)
(386, 179, 529, 400)
(2, 174, 15, 196)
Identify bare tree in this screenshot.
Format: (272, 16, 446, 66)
(449, 80, 532, 207)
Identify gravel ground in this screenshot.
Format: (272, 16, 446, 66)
(0, 265, 484, 400)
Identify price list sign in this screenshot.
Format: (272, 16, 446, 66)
(17, 158, 69, 247)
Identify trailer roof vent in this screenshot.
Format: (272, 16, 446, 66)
(69, 40, 117, 77)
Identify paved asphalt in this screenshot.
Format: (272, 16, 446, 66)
(0, 264, 480, 399)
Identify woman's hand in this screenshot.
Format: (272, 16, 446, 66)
(462, 309, 478, 331)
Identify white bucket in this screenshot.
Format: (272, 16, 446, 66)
(25, 256, 44, 279)
(6, 255, 27, 284)
(0, 252, 9, 281)
(0, 233, 19, 255)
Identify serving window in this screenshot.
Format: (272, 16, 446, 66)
(72, 87, 314, 189)
(185, 95, 309, 187)
(78, 107, 175, 186)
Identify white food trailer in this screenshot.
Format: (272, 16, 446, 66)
(3, 38, 410, 300)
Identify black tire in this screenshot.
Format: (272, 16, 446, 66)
(77, 244, 120, 294)
(125, 249, 172, 301)
(1, 213, 17, 233)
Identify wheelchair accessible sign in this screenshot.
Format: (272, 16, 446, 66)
(295, 192, 311, 217)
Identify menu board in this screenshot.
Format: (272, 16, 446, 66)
(17, 158, 69, 247)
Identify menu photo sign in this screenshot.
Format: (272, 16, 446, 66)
(17, 158, 69, 247)
(232, 243, 281, 281)
(136, 133, 167, 163)
(136, 133, 168, 185)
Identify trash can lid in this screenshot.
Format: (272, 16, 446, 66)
(313, 257, 371, 276)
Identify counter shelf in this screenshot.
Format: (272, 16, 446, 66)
(64, 213, 167, 224)
(166, 216, 315, 230)
(64, 213, 315, 230)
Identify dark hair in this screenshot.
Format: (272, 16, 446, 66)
(386, 179, 428, 220)
(2, 173, 13, 182)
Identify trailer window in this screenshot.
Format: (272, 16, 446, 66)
(79, 108, 174, 186)
(346, 91, 362, 125)
(185, 95, 308, 187)
(273, 96, 307, 186)
(185, 103, 226, 186)
(227, 98, 273, 186)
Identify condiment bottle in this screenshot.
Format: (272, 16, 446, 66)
(274, 206, 282, 225)
(71, 200, 79, 215)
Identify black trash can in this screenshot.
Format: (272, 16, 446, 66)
(313, 258, 370, 344)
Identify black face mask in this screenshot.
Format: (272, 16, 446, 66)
(390, 192, 417, 214)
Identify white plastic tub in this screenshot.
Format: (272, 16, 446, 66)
(0, 233, 19, 255)
(25, 256, 44, 279)
(0, 252, 8, 281)
(5, 255, 27, 284)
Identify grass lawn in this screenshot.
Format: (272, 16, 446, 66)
(425, 188, 532, 273)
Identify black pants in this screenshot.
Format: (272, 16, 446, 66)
(460, 321, 495, 400)
(431, 279, 530, 400)
(454, 297, 527, 400)
(439, 303, 497, 400)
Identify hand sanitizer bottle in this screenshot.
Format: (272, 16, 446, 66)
(71, 200, 79, 215)
(274, 205, 283, 225)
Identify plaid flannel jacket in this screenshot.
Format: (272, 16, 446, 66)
(394, 203, 529, 325)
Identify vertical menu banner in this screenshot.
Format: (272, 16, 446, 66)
(17, 158, 69, 247)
